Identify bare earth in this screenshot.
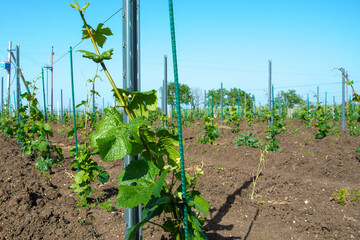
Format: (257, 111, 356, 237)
(0, 118, 359, 239)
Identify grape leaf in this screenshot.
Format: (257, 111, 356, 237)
(113, 89, 157, 118)
(82, 23, 113, 48)
(116, 160, 169, 208)
(91, 107, 149, 161)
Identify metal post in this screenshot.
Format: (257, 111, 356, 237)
(1, 77, 3, 117)
(211, 92, 214, 118)
(253, 94, 256, 114)
(268, 60, 272, 126)
(245, 93, 247, 117)
(123, 0, 142, 239)
(220, 82, 223, 125)
(6, 41, 12, 115)
(237, 96, 240, 119)
(46, 67, 49, 110)
(346, 74, 349, 106)
(16, 45, 20, 122)
(307, 94, 309, 128)
(204, 90, 206, 114)
(51, 47, 54, 114)
(41, 69, 47, 122)
(342, 70, 345, 130)
(93, 80, 95, 114)
(317, 86, 319, 104)
(164, 55, 168, 120)
(61, 89, 63, 124)
(102, 97, 105, 113)
(325, 91, 327, 117)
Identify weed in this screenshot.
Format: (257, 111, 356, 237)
(331, 188, 360, 205)
(234, 130, 261, 148)
(251, 149, 268, 199)
(304, 151, 314, 156)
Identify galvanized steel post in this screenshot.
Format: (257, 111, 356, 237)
(16, 45, 20, 122)
(268, 60, 272, 126)
(220, 82, 223, 125)
(342, 70, 345, 130)
(123, 0, 142, 239)
(6, 41, 12, 115)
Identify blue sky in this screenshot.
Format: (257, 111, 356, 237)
(0, 0, 359, 111)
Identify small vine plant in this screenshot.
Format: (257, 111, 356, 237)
(71, 1, 210, 239)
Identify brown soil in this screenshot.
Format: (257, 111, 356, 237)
(0, 119, 359, 239)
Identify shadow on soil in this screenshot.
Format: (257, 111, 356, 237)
(205, 177, 255, 240)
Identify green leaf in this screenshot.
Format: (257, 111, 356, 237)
(82, 23, 113, 48)
(117, 160, 158, 186)
(91, 107, 149, 161)
(124, 220, 148, 240)
(97, 170, 110, 184)
(78, 50, 102, 63)
(43, 123, 52, 132)
(188, 211, 208, 239)
(116, 160, 169, 208)
(157, 129, 180, 167)
(142, 196, 169, 221)
(76, 100, 88, 108)
(187, 195, 211, 215)
(356, 145, 360, 153)
(100, 48, 113, 60)
(114, 89, 157, 118)
(68, 128, 75, 139)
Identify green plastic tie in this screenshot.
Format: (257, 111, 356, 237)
(168, 0, 189, 238)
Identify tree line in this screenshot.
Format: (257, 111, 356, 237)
(162, 82, 303, 110)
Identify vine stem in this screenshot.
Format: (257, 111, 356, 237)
(75, 3, 155, 162)
(76, 7, 131, 120)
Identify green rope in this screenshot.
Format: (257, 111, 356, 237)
(70, 47, 79, 171)
(168, 0, 189, 238)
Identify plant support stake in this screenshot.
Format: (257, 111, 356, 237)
(168, 0, 189, 237)
(70, 47, 79, 170)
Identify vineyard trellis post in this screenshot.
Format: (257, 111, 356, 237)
(122, 0, 142, 238)
(268, 60, 272, 126)
(211, 91, 214, 118)
(237, 96, 240, 119)
(41, 68, 47, 122)
(163, 55, 168, 125)
(6, 41, 12, 115)
(61, 89, 63, 124)
(317, 86, 319, 104)
(342, 70, 345, 130)
(220, 82, 223, 125)
(325, 91, 327, 117)
(16, 44, 21, 123)
(102, 97, 104, 113)
(1, 77, 3, 117)
(51, 47, 54, 114)
(92, 80, 95, 126)
(307, 93, 309, 128)
(244, 93, 247, 117)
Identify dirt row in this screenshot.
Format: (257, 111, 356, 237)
(0, 118, 359, 239)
